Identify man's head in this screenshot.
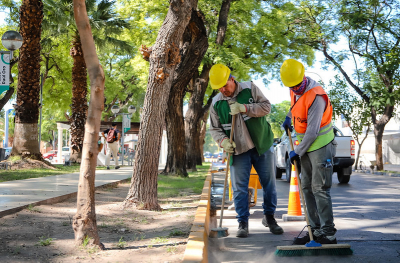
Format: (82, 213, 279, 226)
(209, 64, 237, 97)
(280, 59, 305, 88)
(111, 123, 117, 128)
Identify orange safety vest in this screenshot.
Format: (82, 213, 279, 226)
(290, 86, 334, 152)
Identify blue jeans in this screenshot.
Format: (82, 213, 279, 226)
(230, 147, 277, 222)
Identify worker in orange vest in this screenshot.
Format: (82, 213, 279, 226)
(280, 59, 338, 245)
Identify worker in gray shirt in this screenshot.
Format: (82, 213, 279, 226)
(280, 59, 338, 245)
(209, 63, 283, 238)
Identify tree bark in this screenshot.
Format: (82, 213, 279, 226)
(185, 0, 231, 170)
(72, 0, 105, 249)
(123, 0, 197, 211)
(199, 109, 209, 163)
(12, 0, 44, 159)
(163, 10, 208, 177)
(69, 35, 88, 163)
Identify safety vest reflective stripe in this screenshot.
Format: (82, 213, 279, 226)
(241, 114, 252, 121)
(222, 123, 231, 131)
(296, 122, 333, 140)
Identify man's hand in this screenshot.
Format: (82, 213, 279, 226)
(282, 116, 293, 135)
(229, 102, 246, 115)
(289, 150, 300, 165)
(221, 139, 236, 154)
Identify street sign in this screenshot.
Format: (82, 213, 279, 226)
(0, 51, 10, 94)
(123, 114, 131, 133)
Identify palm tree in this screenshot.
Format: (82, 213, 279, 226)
(42, 0, 131, 162)
(11, 0, 44, 159)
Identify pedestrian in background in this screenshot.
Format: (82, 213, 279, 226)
(280, 58, 338, 244)
(102, 123, 121, 170)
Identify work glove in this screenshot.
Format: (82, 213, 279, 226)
(229, 102, 246, 115)
(289, 150, 300, 165)
(282, 116, 293, 135)
(221, 138, 236, 154)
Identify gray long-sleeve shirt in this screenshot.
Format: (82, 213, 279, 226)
(288, 77, 327, 156)
(209, 81, 271, 155)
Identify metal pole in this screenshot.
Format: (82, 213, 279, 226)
(38, 73, 43, 145)
(4, 109, 10, 147)
(121, 115, 124, 166)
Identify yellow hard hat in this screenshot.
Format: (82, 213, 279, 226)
(280, 59, 305, 87)
(209, 64, 231, 90)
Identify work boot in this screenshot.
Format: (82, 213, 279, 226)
(236, 221, 249, 238)
(316, 235, 337, 244)
(262, 214, 284, 235)
(115, 166, 120, 169)
(292, 232, 317, 245)
(107, 166, 110, 170)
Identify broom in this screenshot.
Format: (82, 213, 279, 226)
(209, 113, 236, 238)
(275, 129, 353, 256)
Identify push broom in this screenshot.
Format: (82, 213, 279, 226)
(209, 114, 236, 238)
(275, 129, 353, 256)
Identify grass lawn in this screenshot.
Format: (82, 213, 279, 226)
(0, 164, 107, 182)
(158, 164, 211, 198)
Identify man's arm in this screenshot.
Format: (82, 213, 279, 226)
(101, 132, 106, 139)
(117, 131, 121, 141)
(243, 82, 271, 117)
(209, 106, 229, 146)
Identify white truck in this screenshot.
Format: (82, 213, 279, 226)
(274, 126, 355, 184)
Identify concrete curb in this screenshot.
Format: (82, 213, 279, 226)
(182, 171, 212, 263)
(0, 177, 131, 218)
(354, 169, 400, 177)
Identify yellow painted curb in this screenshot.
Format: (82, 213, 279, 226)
(182, 169, 213, 263)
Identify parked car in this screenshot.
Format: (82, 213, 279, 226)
(62, 147, 70, 156)
(43, 150, 58, 160)
(4, 147, 12, 159)
(274, 126, 355, 184)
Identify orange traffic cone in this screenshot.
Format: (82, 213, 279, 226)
(287, 164, 302, 216)
(282, 164, 305, 221)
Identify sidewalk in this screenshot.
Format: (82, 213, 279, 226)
(207, 169, 400, 263)
(0, 164, 166, 217)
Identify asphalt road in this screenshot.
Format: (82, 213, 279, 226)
(208, 171, 400, 263)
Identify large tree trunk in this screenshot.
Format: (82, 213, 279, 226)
(185, 65, 212, 170)
(163, 10, 208, 177)
(12, 0, 44, 159)
(123, 0, 197, 211)
(185, 0, 232, 170)
(69, 35, 88, 163)
(72, 0, 105, 249)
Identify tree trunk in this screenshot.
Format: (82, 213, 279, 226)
(185, 65, 212, 170)
(199, 110, 209, 163)
(163, 10, 208, 177)
(123, 0, 197, 211)
(72, 0, 105, 249)
(12, 0, 44, 159)
(374, 123, 385, 171)
(185, 0, 231, 170)
(69, 35, 88, 163)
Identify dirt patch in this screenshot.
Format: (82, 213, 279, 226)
(5, 158, 55, 170)
(0, 181, 199, 262)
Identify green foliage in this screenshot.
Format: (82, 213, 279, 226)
(115, 237, 127, 248)
(203, 130, 219, 154)
(266, 101, 291, 138)
(37, 236, 53, 246)
(157, 164, 209, 198)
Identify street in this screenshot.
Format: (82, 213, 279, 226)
(208, 171, 400, 263)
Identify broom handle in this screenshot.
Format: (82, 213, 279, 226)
(287, 130, 314, 242)
(219, 114, 236, 228)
